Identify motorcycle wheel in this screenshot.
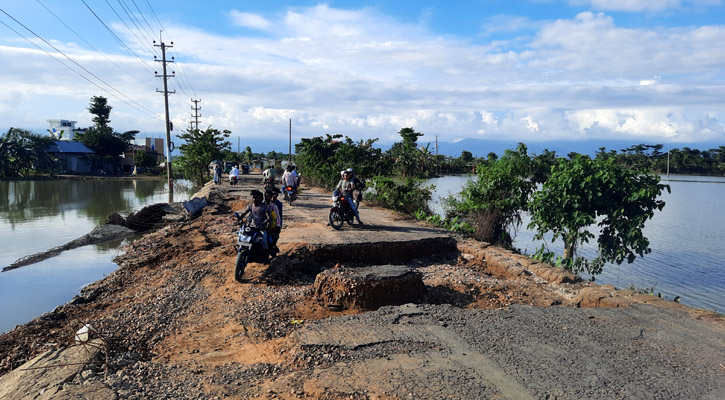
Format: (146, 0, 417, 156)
(329, 210, 344, 230)
(235, 250, 249, 282)
(287, 193, 295, 206)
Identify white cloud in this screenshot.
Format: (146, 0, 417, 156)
(566, 108, 725, 141)
(569, 0, 721, 11)
(229, 11, 273, 30)
(1, 4, 724, 148)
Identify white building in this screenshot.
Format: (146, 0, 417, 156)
(47, 119, 86, 141)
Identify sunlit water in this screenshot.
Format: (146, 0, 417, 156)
(425, 175, 725, 314)
(0, 179, 193, 333)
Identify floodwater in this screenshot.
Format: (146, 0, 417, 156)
(0, 178, 193, 333)
(425, 174, 725, 314)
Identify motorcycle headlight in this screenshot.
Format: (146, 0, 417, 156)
(331, 194, 339, 202)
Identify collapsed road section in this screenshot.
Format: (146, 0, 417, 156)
(1, 173, 723, 399)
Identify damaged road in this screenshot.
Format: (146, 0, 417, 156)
(1, 172, 723, 399)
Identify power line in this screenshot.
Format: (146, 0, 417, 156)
(0, 7, 160, 119)
(0, 12, 161, 121)
(130, 0, 157, 39)
(110, 0, 195, 101)
(35, 0, 155, 91)
(143, 0, 197, 97)
(80, 0, 155, 75)
(118, 0, 155, 41)
(102, 0, 158, 57)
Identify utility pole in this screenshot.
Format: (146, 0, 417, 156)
(435, 134, 439, 174)
(289, 118, 292, 164)
(154, 34, 175, 203)
(190, 99, 201, 131)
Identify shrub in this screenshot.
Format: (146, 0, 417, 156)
(365, 176, 434, 216)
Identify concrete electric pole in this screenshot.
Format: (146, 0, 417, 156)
(190, 99, 201, 131)
(154, 35, 175, 203)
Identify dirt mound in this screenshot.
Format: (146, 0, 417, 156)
(313, 265, 426, 310)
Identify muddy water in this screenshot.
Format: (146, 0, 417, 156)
(0, 179, 193, 333)
(425, 174, 725, 314)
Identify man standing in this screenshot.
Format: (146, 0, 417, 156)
(271, 188, 284, 226)
(263, 190, 282, 254)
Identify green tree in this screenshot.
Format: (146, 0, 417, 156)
(528, 155, 669, 275)
(0, 128, 55, 176)
(295, 134, 389, 188)
(175, 128, 231, 185)
(447, 143, 536, 246)
(243, 146, 253, 162)
(74, 96, 135, 171)
(134, 150, 157, 169)
(88, 95, 112, 133)
(388, 127, 429, 177)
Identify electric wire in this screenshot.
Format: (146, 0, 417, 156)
(0, 12, 162, 121)
(155, 46, 194, 101)
(102, 0, 158, 57)
(117, 0, 158, 50)
(143, 0, 197, 98)
(130, 0, 157, 42)
(35, 0, 156, 92)
(80, 0, 156, 75)
(80, 0, 185, 124)
(0, 7, 160, 119)
(134, 0, 196, 100)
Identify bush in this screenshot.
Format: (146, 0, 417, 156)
(365, 177, 434, 216)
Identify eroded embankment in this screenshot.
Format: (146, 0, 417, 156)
(1, 181, 723, 400)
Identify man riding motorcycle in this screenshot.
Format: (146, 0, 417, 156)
(335, 169, 364, 224)
(229, 164, 240, 185)
(234, 190, 271, 251)
(281, 165, 299, 199)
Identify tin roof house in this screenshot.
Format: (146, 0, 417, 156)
(45, 140, 94, 174)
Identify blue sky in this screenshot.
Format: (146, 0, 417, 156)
(1, 0, 724, 149)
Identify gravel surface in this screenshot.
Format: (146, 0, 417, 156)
(1, 173, 723, 399)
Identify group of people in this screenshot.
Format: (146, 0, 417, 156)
(235, 187, 284, 254)
(262, 164, 300, 197)
(213, 162, 251, 185)
(234, 165, 365, 255)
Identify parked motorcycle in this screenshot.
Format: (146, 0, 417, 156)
(232, 214, 273, 282)
(329, 189, 359, 230)
(283, 186, 297, 205)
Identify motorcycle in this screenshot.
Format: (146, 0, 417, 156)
(283, 186, 297, 205)
(262, 178, 276, 193)
(232, 214, 274, 282)
(229, 175, 238, 185)
(329, 189, 359, 230)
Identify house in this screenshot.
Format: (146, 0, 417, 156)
(45, 141, 94, 174)
(122, 137, 165, 173)
(46, 119, 86, 141)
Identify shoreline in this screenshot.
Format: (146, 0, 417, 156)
(1, 174, 723, 399)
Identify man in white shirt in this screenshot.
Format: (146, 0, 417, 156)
(229, 164, 240, 184)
